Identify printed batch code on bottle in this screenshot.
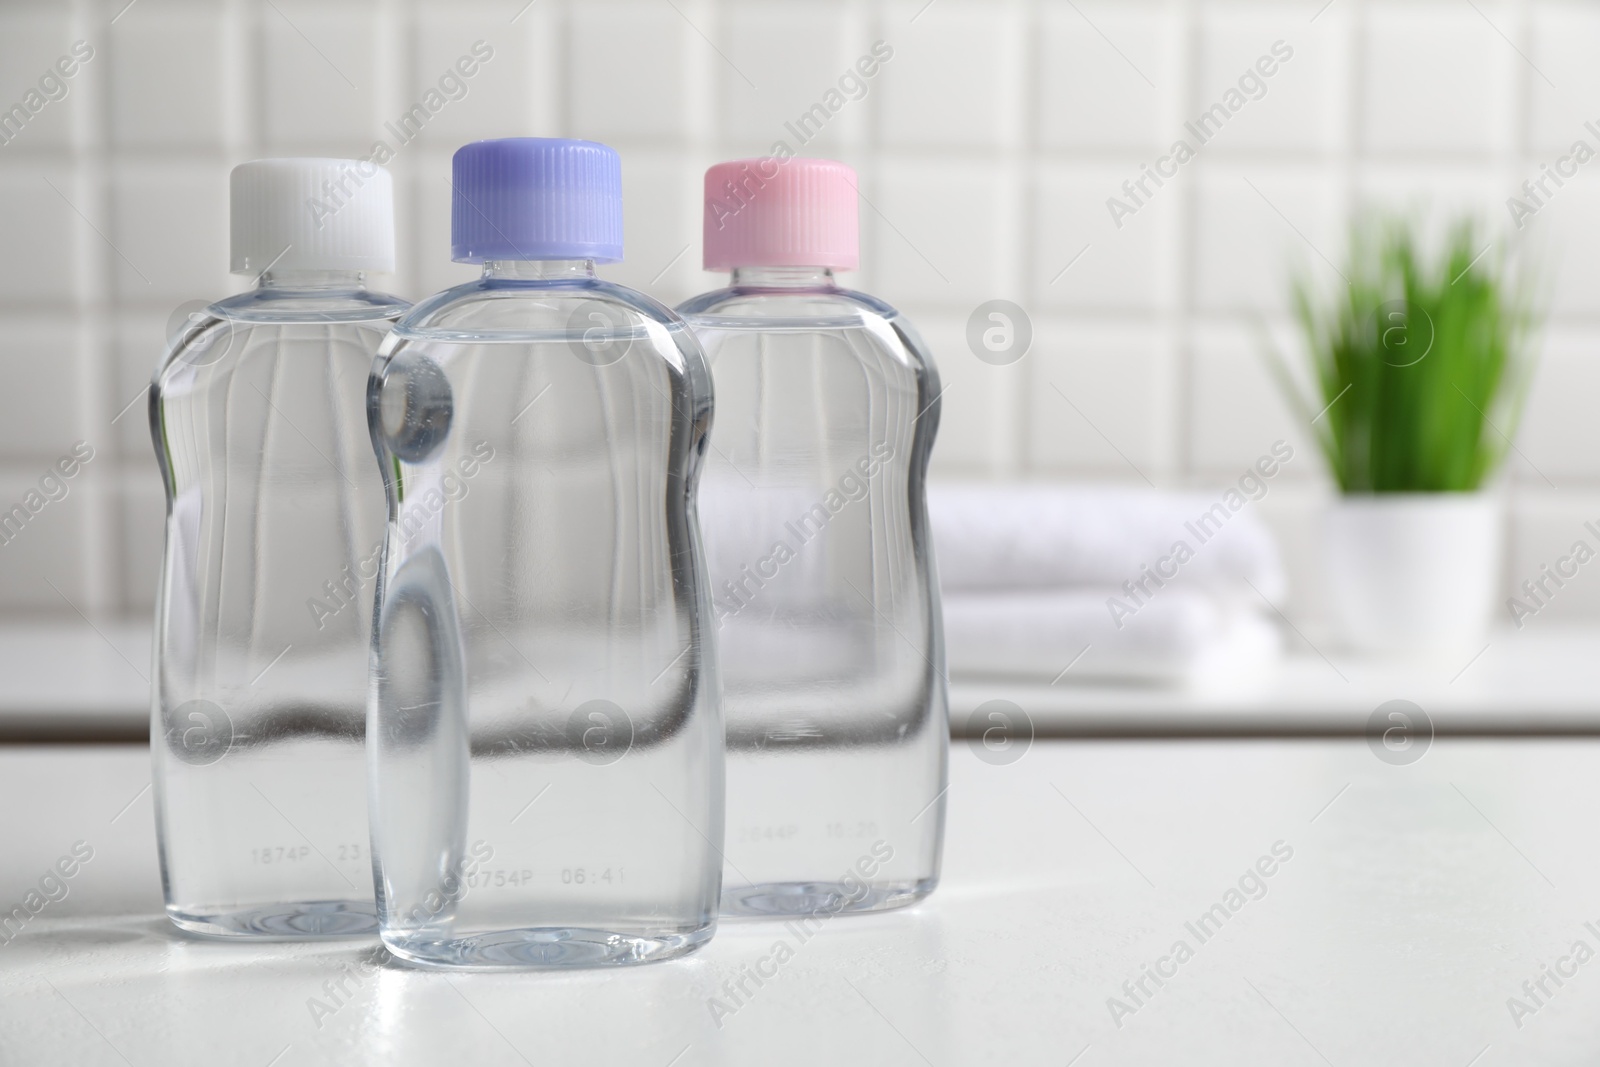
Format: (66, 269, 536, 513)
(251, 844, 364, 864)
(457, 868, 628, 888)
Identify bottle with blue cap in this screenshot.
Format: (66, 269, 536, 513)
(366, 137, 722, 968)
(150, 157, 407, 938)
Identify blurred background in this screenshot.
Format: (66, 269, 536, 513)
(2, 0, 1597, 713)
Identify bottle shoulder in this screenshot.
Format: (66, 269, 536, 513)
(394, 275, 686, 340)
(208, 287, 411, 324)
(676, 284, 937, 379)
(676, 284, 903, 330)
(154, 301, 403, 394)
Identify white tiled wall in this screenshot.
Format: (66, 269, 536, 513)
(1, 0, 1597, 634)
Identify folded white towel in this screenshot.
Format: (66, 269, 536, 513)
(942, 588, 1281, 686)
(928, 483, 1286, 605)
(697, 479, 1288, 685)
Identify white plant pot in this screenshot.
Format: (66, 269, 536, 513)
(1323, 492, 1503, 656)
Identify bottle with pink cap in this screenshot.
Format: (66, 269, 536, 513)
(679, 156, 947, 917)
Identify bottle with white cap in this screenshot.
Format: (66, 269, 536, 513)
(150, 157, 407, 939)
(678, 157, 947, 918)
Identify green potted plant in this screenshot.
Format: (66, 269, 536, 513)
(1273, 216, 1536, 654)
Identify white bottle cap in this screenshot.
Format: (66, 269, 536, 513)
(229, 158, 396, 275)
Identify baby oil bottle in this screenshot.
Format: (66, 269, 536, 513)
(150, 158, 405, 937)
(366, 138, 722, 968)
(678, 157, 947, 917)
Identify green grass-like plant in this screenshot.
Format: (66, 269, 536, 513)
(1273, 216, 1535, 493)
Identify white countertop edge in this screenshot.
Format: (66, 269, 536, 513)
(3, 620, 1596, 737)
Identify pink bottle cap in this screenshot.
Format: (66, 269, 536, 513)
(702, 157, 859, 272)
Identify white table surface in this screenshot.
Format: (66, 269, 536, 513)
(3, 738, 1599, 1065)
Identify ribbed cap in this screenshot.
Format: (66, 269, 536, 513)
(451, 138, 624, 263)
(230, 158, 395, 274)
(702, 157, 859, 271)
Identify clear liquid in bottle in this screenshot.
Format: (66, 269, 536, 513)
(150, 158, 406, 938)
(366, 138, 723, 969)
(680, 157, 947, 918)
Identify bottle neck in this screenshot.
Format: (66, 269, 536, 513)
(483, 259, 598, 281)
(257, 269, 368, 291)
(731, 266, 838, 289)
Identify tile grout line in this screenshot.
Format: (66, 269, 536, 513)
(83, 0, 116, 621)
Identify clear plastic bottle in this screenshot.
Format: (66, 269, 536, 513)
(150, 158, 405, 938)
(678, 158, 947, 917)
(366, 138, 722, 969)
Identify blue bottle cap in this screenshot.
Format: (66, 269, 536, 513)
(450, 137, 623, 264)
